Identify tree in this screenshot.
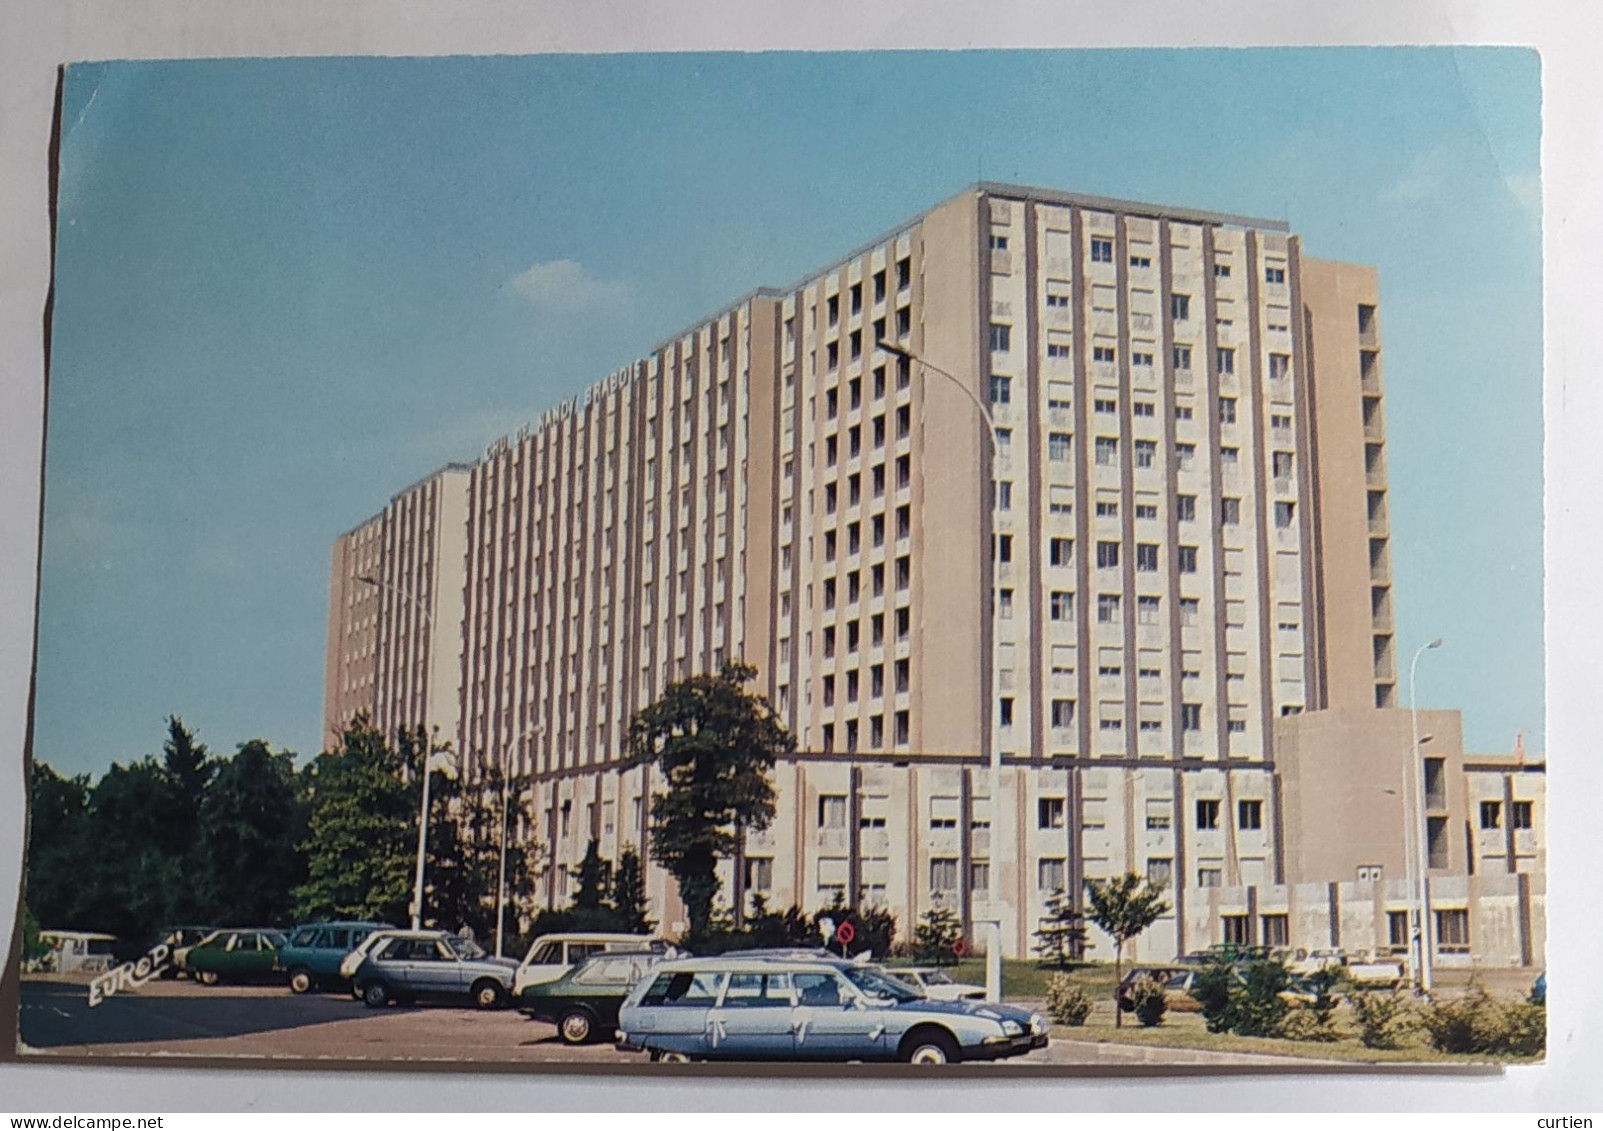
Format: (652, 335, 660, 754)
(425, 766, 540, 943)
(571, 839, 613, 913)
(293, 716, 419, 925)
(610, 847, 653, 933)
(1033, 888, 1089, 969)
(159, 717, 213, 921)
(24, 761, 95, 930)
(625, 661, 793, 937)
(198, 739, 307, 926)
(913, 899, 963, 963)
(1085, 872, 1171, 1028)
(82, 757, 185, 940)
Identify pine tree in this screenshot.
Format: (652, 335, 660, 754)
(1033, 888, 1089, 969)
(914, 899, 964, 964)
(610, 847, 653, 933)
(571, 838, 613, 912)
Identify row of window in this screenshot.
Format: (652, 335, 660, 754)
(813, 794, 1263, 832)
(814, 258, 914, 330)
(990, 322, 1291, 378)
(1478, 799, 1536, 830)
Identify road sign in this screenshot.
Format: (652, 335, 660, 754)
(835, 921, 856, 946)
(952, 937, 967, 958)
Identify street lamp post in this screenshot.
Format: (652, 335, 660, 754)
(879, 340, 1006, 1002)
(358, 573, 439, 932)
(1408, 637, 1443, 993)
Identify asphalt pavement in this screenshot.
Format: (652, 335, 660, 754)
(16, 976, 1315, 1069)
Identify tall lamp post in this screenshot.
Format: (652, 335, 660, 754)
(358, 573, 442, 931)
(495, 723, 545, 959)
(1408, 637, 1443, 993)
(878, 340, 1006, 1001)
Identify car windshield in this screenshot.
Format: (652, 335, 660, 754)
(922, 969, 954, 985)
(841, 966, 923, 1004)
(263, 932, 288, 948)
(446, 936, 487, 960)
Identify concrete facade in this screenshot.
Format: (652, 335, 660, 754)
(322, 184, 1542, 963)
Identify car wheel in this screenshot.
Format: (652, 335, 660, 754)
(288, 969, 314, 995)
(558, 1008, 595, 1045)
(197, 970, 220, 987)
(350, 984, 364, 1001)
(471, 980, 504, 1010)
(362, 982, 390, 1008)
(653, 1050, 693, 1064)
(902, 1028, 960, 1065)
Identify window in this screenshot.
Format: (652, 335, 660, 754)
(1436, 909, 1470, 953)
(1049, 486, 1073, 515)
(1269, 353, 1291, 380)
(1198, 868, 1223, 888)
(1221, 915, 1251, 945)
(1181, 703, 1203, 731)
(1147, 858, 1173, 887)
(1221, 497, 1241, 526)
(1134, 440, 1157, 469)
(1176, 495, 1196, 521)
(990, 375, 1011, 405)
(1172, 344, 1192, 369)
(827, 341, 839, 369)
(989, 232, 1009, 251)
(1135, 503, 1158, 520)
(1129, 253, 1152, 269)
(1479, 800, 1502, 829)
(1038, 797, 1066, 829)
(1132, 352, 1154, 369)
(1090, 237, 1114, 263)
(1095, 437, 1118, 466)
(1095, 398, 1117, 415)
(929, 797, 958, 830)
(1137, 595, 1161, 625)
(1176, 443, 1196, 471)
(1387, 909, 1409, 950)
(1170, 294, 1191, 321)
(1216, 347, 1235, 375)
(1512, 801, 1534, 830)
(995, 480, 1012, 511)
(1238, 800, 1263, 830)
(1213, 262, 1232, 278)
(1272, 450, 1294, 478)
(995, 587, 1014, 619)
(1177, 545, 1198, 574)
(1050, 591, 1074, 621)
(818, 795, 847, 829)
(1047, 382, 1072, 410)
(745, 857, 773, 892)
(1220, 445, 1239, 467)
(826, 294, 840, 325)
(1136, 543, 1159, 572)
(1261, 914, 1289, 948)
(1196, 799, 1221, 830)
(1358, 864, 1384, 883)
(1051, 699, 1075, 728)
(1097, 593, 1120, 623)
(1218, 396, 1237, 424)
(897, 257, 911, 290)
(1174, 404, 1193, 421)
(1046, 289, 1070, 309)
(1038, 857, 1067, 892)
(1096, 500, 1117, 517)
(1096, 540, 1120, 569)
(970, 862, 991, 893)
(1275, 501, 1296, 528)
(1180, 598, 1200, 626)
(990, 323, 1012, 352)
(995, 533, 1013, 563)
(1049, 537, 1073, 567)
(873, 270, 886, 302)
(930, 858, 959, 892)
(1265, 264, 1286, 285)
(1049, 432, 1072, 461)
(1093, 345, 1116, 364)
(998, 697, 1014, 727)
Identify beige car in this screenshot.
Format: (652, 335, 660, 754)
(511, 932, 663, 998)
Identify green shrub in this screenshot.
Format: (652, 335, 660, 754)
(1418, 985, 1546, 1058)
(1234, 958, 1293, 1037)
(1192, 957, 1240, 1034)
(1348, 989, 1414, 1050)
(1130, 975, 1168, 1027)
(1045, 972, 1093, 1026)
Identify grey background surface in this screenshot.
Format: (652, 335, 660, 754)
(2, 0, 1598, 1112)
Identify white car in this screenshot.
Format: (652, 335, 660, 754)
(511, 932, 662, 998)
(879, 966, 986, 1002)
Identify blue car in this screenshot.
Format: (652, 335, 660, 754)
(617, 955, 1049, 1064)
(277, 921, 392, 994)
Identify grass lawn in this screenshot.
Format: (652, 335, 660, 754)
(882, 958, 1118, 1002)
(1055, 1003, 1543, 1065)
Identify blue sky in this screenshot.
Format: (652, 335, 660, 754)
(36, 48, 1542, 776)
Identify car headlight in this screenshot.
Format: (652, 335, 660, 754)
(1029, 1013, 1049, 1035)
(1001, 1020, 1023, 1036)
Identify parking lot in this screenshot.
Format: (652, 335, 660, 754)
(19, 975, 1335, 1068)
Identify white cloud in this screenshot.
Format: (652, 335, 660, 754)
(506, 258, 628, 313)
(1385, 146, 1455, 204)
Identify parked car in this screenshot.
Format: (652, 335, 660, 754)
(1116, 967, 1202, 1013)
(876, 966, 986, 1002)
(353, 929, 518, 1009)
(38, 931, 118, 974)
(617, 955, 1049, 1064)
(511, 932, 663, 998)
(520, 949, 671, 1044)
(186, 928, 289, 985)
(277, 921, 391, 993)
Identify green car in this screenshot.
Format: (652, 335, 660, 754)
(520, 950, 668, 1045)
(187, 928, 288, 985)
